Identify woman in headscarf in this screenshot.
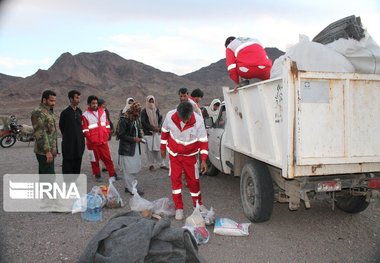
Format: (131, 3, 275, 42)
(118, 101, 144, 195)
(140, 95, 168, 171)
(206, 98, 221, 123)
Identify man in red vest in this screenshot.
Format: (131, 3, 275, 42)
(82, 95, 117, 182)
(161, 101, 208, 220)
(225, 36, 272, 90)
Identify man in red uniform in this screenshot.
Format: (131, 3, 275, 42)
(161, 101, 208, 220)
(225, 36, 272, 89)
(82, 95, 117, 182)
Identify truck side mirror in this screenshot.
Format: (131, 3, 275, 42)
(204, 117, 214, 128)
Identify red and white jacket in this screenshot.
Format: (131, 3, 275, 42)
(226, 37, 272, 84)
(82, 107, 111, 146)
(160, 110, 208, 161)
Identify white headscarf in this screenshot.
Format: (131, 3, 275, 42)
(122, 97, 134, 113)
(145, 95, 158, 127)
(207, 98, 221, 120)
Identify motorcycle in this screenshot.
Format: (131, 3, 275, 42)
(0, 115, 34, 148)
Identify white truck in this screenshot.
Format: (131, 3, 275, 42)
(205, 58, 380, 222)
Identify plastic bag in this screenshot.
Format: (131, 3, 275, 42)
(71, 195, 87, 214)
(152, 197, 176, 217)
(203, 207, 215, 226)
(183, 225, 210, 245)
(106, 181, 124, 208)
(185, 201, 205, 227)
(213, 217, 251, 236)
(91, 186, 106, 207)
(72, 186, 106, 214)
(81, 194, 103, 222)
(99, 185, 108, 197)
(129, 180, 154, 211)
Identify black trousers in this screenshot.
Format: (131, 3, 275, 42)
(62, 157, 82, 174)
(36, 153, 55, 174)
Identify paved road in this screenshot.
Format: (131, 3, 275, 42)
(0, 139, 379, 263)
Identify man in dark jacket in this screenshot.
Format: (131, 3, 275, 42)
(59, 90, 85, 174)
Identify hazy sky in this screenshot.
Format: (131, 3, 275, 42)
(0, 0, 379, 77)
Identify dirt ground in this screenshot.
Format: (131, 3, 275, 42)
(0, 139, 380, 263)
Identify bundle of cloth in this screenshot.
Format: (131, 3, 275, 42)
(78, 211, 206, 263)
(270, 15, 380, 78)
(20, 125, 34, 135)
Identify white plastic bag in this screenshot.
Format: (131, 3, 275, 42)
(152, 197, 176, 217)
(213, 217, 251, 236)
(106, 181, 124, 208)
(129, 180, 154, 211)
(183, 225, 210, 245)
(71, 195, 87, 214)
(185, 201, 205, 227)
(203, 207, 216, 226)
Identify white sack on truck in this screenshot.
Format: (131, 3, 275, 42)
(270, 35, 355, 78)
(326, 31, 380, 74)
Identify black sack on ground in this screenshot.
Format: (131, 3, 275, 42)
(78, 211, 206, 263)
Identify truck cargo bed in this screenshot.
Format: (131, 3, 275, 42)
(223, 58, 380, 178)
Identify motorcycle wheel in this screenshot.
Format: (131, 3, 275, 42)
(0, 135, 16, 148)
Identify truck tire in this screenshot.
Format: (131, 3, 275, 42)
(206, 159, 219, 177)
(0, 135, 16, 148)
(240, 161, 274, 222)
(335, 193, 369, 213)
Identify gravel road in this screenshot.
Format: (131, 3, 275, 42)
(0, 139, 379, 263)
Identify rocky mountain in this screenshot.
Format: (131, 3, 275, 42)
(0, 48, 284, 119)
(0, 73, 23, 87)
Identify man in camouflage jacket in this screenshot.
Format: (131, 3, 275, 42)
(31, 90, 58, 174)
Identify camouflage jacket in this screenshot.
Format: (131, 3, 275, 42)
(31, 103, 58, 155)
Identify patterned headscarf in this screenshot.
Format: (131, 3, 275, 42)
(126, 101, 141, 121)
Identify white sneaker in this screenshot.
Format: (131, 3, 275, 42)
(175, 209, 184, 220)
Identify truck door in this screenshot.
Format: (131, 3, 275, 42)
(207, 105, 226, 172)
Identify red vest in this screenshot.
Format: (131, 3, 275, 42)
(160, 110, 208, 161)
(226, 37, 272, 83)
(82, 107, 110, 145)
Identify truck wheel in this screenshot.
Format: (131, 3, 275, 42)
(335, 193, 369, 213)
(240, 161, 274, 222)
(0, 135, 16, 148)
(206, 159, 219, 176)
